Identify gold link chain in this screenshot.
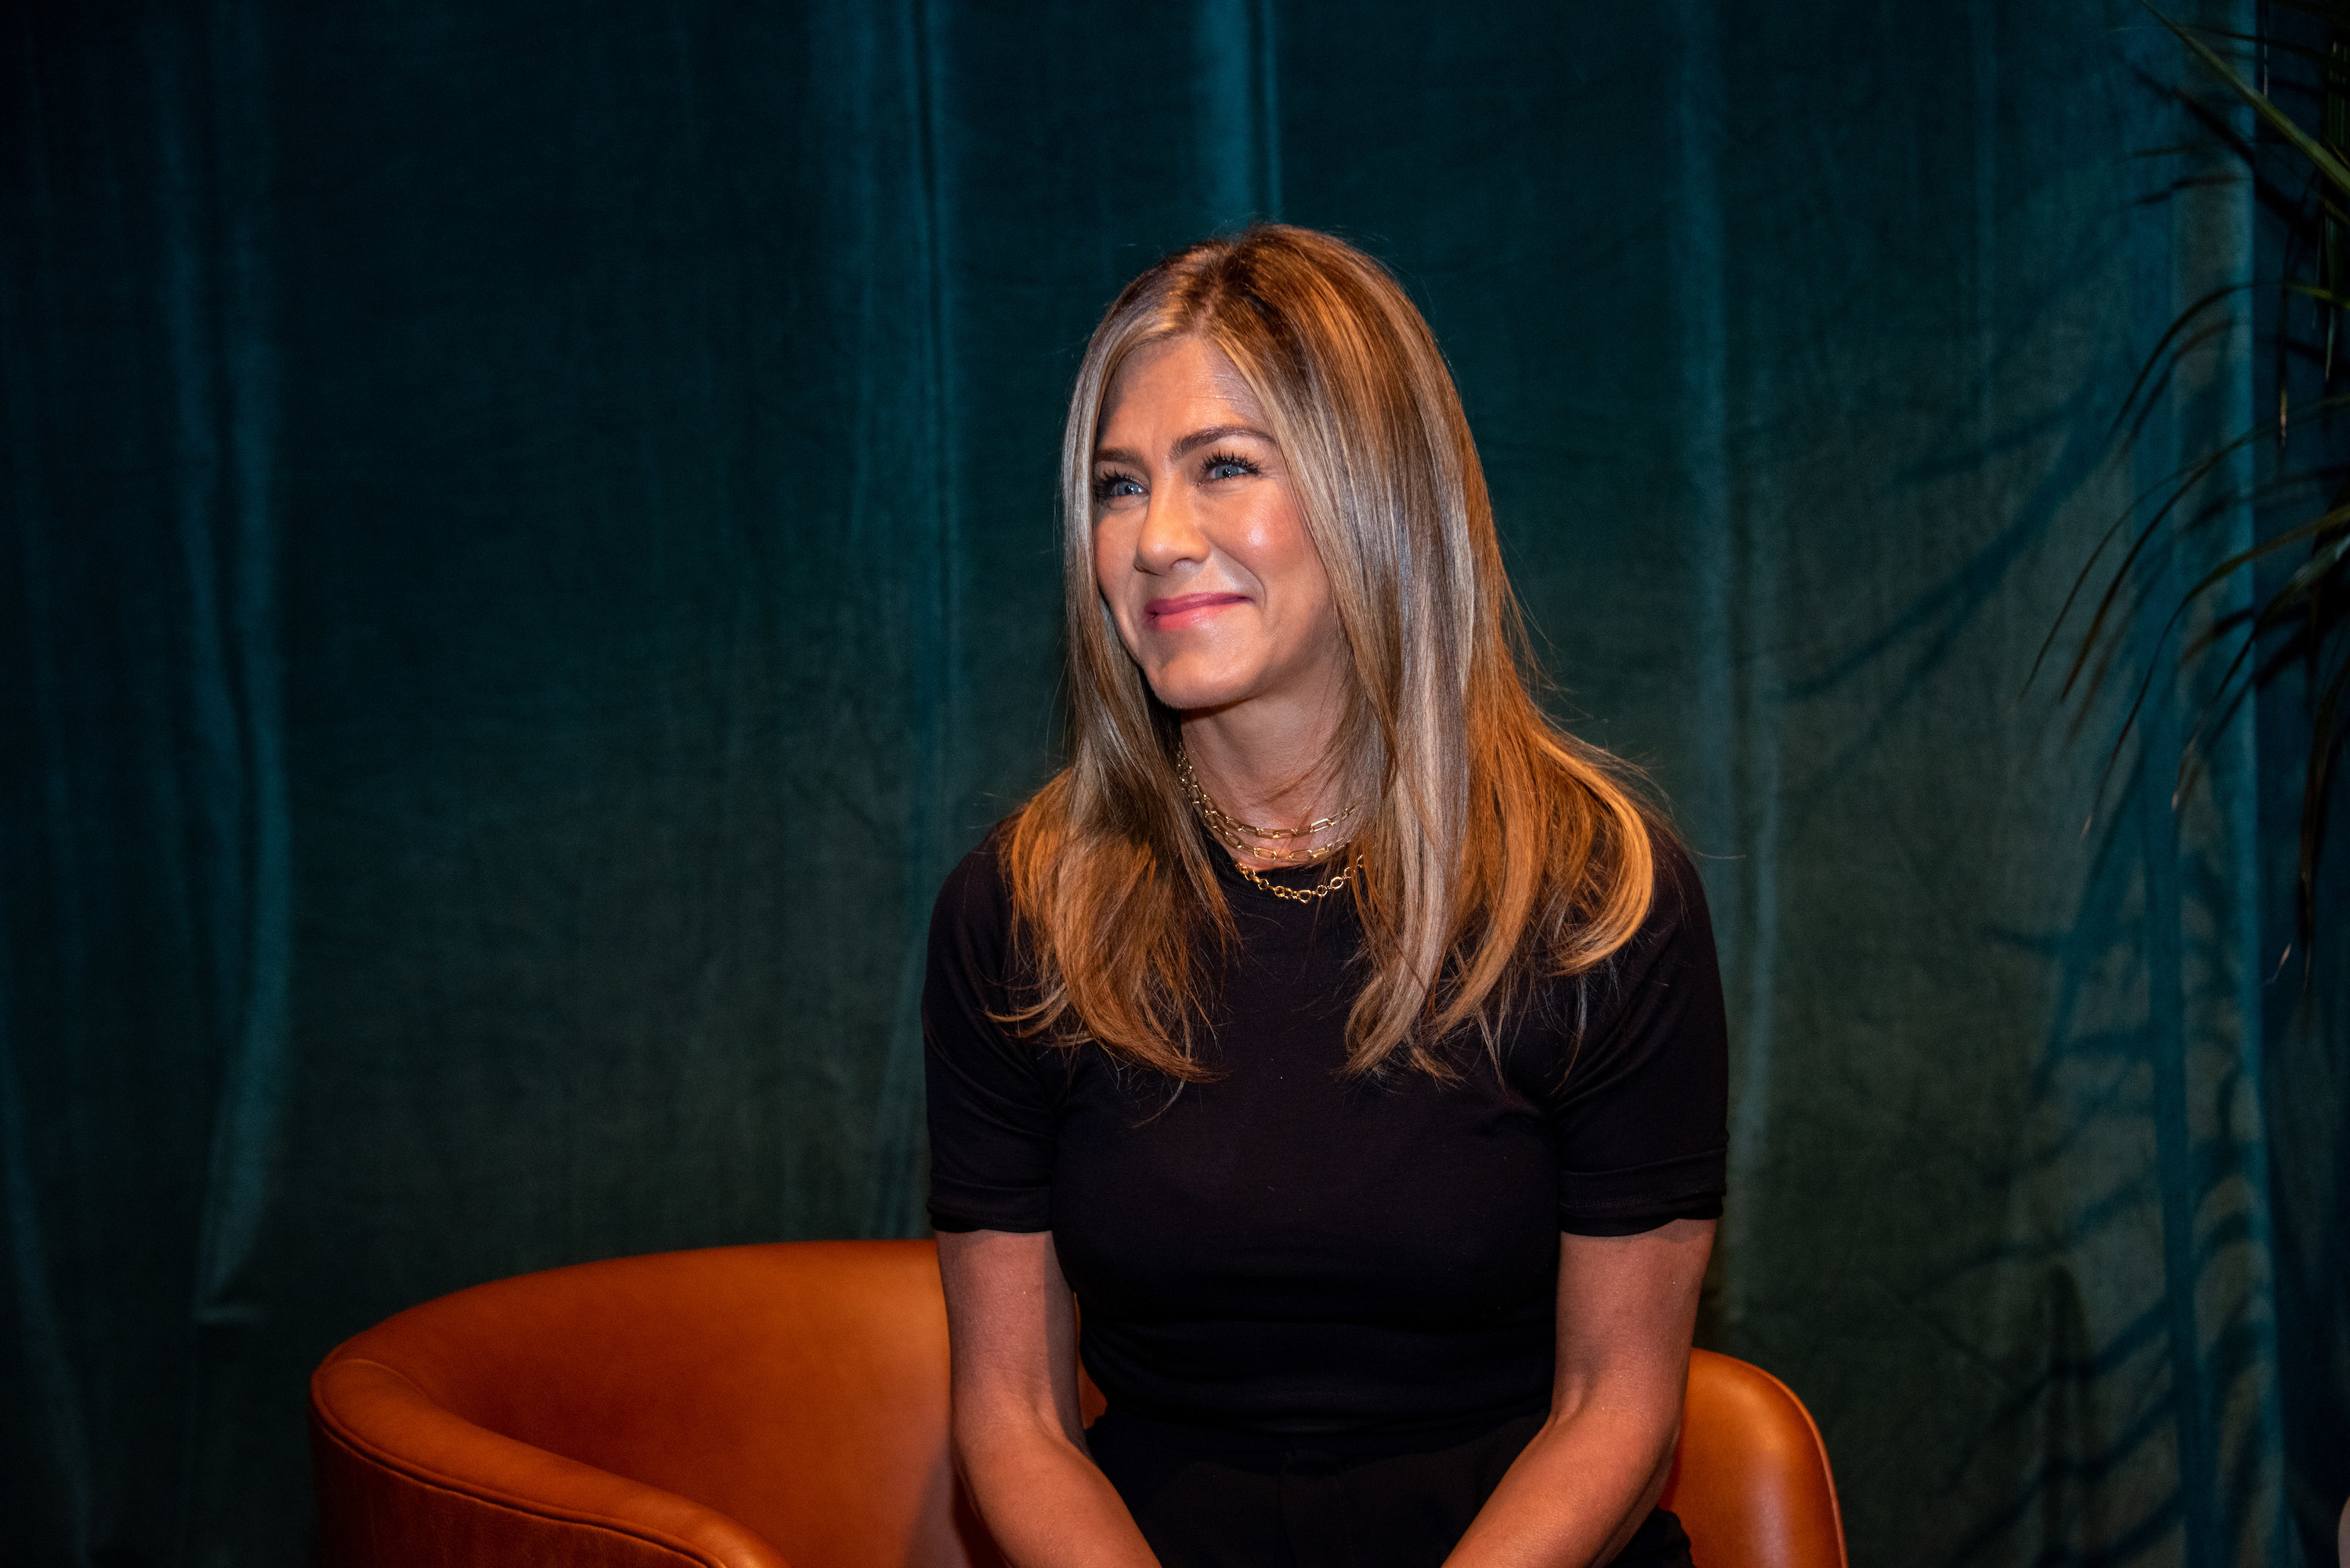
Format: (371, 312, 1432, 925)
(1177, 745, 1357, 904)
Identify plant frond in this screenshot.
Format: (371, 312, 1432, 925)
(2250, 0, 2350, 28)
(2283, 281, 2350, 311)
(2111, 283, 2254, 439)
(2053, 434, 2277, 702)
(2146, 3, 2350, 196)
(2300, 654, 2350, 945)
(2170, 505, 2350, 614)
(2193, 28, 2336, 69)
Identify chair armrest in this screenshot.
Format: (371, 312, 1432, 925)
(1661, 1349, 1847, 1568)
(311, 1355, 790, 1568)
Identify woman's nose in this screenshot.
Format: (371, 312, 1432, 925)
(1135, 482, 1207, 573)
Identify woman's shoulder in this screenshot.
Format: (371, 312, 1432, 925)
(924, 819, 1038, 1040)
(1636, 815, 1712, 940)
(1562, 813, 1723, 1042)
(1564, 811, 1714, 994)
(1514, 812, 1714, 1025)
(931, 817, 1020, 941)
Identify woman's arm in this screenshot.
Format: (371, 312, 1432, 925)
(935, 1228, 1160, 1568)
(1444, 1218, 1716, 1568)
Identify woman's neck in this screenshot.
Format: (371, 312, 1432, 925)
(1179, 698, 1353, 869)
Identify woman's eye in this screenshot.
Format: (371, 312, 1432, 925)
(1094, 473, 1144, 503)
(1202, 451, 1260, 482)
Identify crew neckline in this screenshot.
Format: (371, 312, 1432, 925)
(1195, 822, 1357, 907)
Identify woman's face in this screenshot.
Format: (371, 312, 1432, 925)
(1091, 336, 1347, 722)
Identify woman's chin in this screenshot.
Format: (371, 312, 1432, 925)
(1145, 670, 1259, 717)
(1147, 681, 1260, 719)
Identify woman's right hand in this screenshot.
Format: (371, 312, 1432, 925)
(935, 1229, 1162, 1568)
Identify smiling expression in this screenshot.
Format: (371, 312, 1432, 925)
(1091, 336, 1347, 720)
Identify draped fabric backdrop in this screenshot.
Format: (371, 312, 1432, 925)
(2, 1, 2343, 1564)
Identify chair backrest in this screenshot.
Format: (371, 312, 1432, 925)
(313, 1240, 989, 1568)
(312, 1240, 1842, 1568)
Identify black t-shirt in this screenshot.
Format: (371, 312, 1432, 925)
(923, 823, 1728, 1442)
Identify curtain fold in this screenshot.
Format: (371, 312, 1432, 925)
(2, 2, 2341, 1564)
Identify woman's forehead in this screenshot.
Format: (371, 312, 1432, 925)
(1099, 337, 1270, 444)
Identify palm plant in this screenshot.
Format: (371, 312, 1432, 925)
(2041, 1, 2349, 950)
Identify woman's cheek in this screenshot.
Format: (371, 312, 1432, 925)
(1093, 537, 1133, 652)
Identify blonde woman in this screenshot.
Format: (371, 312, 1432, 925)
(924, 226, 1726, 1568)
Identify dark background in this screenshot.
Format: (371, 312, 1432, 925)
(2, 1, 2343, 1563)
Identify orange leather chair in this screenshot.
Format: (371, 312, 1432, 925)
(310, 1241, 1844, 1567)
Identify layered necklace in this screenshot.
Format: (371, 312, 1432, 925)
(1176, 745, 1358, 904)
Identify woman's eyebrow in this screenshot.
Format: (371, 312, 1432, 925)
(1170, 424, 1274, 459)
(1092, 425, 1277, 468)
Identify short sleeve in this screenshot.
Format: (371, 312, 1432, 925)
(923, 838, 1060, 1234)
(1547, 830, 1730, 1236)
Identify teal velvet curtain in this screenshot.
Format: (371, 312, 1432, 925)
(3, 1, 2343, 1563)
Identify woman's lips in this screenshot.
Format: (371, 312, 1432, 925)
(1146, 592, 1249, 627)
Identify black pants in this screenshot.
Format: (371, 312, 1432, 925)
(1088, 1409, 1696, 1568)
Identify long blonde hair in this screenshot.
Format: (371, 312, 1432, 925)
(1003, 225, 1656, 1080)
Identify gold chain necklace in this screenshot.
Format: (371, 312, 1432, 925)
(1176, 746, 1358, 904)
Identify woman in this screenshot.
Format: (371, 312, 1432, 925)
(923, 225, 1726, 1568)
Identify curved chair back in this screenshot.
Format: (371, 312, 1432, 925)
(313, 1241, 978, 1568)
(311, 1240, 1842, 1568)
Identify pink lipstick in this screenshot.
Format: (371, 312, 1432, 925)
(1145, 592, 1248, 628)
